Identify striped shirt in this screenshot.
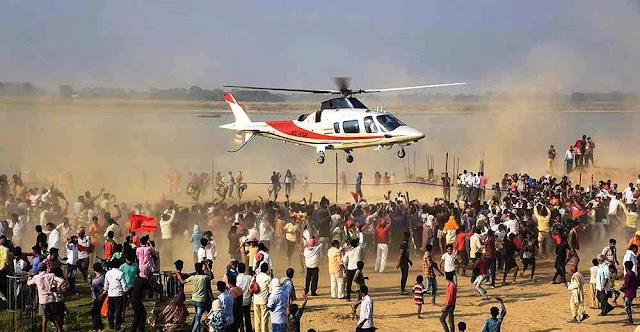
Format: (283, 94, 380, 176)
(413, 283, 425, 304)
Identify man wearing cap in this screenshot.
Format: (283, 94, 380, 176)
(76, 227, 92, 282)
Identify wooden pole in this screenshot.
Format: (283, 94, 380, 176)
(445, 153, 449, 180)
(214, 159, 219, 202)
(335, 153, 338, 203)
(579, 172, 582, 187)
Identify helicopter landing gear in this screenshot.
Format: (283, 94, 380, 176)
(346, 154, 354, 163)
(397, 148, 406, 159)
(345, 150, 354, 163)
(316, 152, 325, 164)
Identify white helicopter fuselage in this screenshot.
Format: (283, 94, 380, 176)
(220, 93, 425, 163)
(254, 108, 424, 150)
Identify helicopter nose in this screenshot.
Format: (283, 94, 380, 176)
(405, 127, 425, 141)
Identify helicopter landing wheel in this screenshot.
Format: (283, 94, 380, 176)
(397, 148, 406, 159)
(317, 153, 325, 164)
(346, 154, 354, 163)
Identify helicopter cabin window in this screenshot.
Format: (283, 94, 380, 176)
(376, 114, 406, 132)
(363, 116, 378, 133)
(333, 122, 340, 133)
(342, 120, 360, 134)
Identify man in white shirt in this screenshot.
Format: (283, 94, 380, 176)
(236, 263, 253, 332)
(258, 219, 274, 249)
(343, 239, 362, 302)
(47, 222, 61, 251)
(159, 207, 176, 240)
(440, 244, 458, 284)
(8, 213, 26, 243)
(303, 237, 323, 296)
(76, 227, 92, 282)
(503, 217, 519, 236)
(253, 264, 272, 332)
(622, 183, 637, 208)
(352, 285, 374, 331)
(101, 266, 128, 331)
(65, 236, 79, 291)
(623, 245, 638, 276)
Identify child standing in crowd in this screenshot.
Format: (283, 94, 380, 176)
(354, 261, 367, 300)
(413, 275, 425, 318)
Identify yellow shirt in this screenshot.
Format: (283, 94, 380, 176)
(0, 246, 8, 270)
(284, 222, 299, 243)
(248, 246, 259, 266)
(327, 247, 343, 274)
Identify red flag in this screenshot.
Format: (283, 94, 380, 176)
(130, 214, 158, 233)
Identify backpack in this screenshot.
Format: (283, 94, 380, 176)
(249, 275, 260, 294)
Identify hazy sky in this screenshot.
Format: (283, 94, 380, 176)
(1, 0, 639, 92)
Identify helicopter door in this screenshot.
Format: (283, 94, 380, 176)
(363, 116, 378, 133)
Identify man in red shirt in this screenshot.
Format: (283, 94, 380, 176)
(440, 273, 457, 332)
(455, 228, 473, 276)
(374, 218, 392, 273)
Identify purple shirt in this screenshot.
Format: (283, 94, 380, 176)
(622, 270, 637, 300)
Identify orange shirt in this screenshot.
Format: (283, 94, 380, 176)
(627, 237, 640, 250)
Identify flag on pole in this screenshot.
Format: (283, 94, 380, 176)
(130, 214, 158, 233)
(187, 182, 201, 201)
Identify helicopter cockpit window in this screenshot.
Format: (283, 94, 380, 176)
(376, 114, 406, 132)
(342, 120, 360, 134)
(364, 116, 378, 133)
(333, 122, 340, 133)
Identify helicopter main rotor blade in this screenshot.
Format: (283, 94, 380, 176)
(224, 85, 341, 94)
(362, 82, 467, 93)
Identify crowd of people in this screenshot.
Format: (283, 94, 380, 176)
(1, 150, 640, 331)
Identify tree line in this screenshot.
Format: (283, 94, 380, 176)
(0, 81, 638, 103)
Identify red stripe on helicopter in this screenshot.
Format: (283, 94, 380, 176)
(267, 121, 384, 141)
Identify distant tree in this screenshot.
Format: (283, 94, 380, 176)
(203, 89, 224, 101)
(187, 85, 204, 100)
(59, 85, 74, 98)
(570, 92, 586, 102)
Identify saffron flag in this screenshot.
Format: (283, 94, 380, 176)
(130, 214, 158, 233)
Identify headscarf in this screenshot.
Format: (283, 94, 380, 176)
(443, 216, 459, 232)
(140, 265, 151, 279)
(569, 271, 585, 303)
(192, 224, 201, 235)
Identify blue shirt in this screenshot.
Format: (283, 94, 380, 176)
(32, 256, 42, 274)
(481, 303, 506, 332)
(267, 290, 288, 324)
(218, 290, 235, 325)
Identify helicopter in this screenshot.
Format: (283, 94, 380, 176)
(220, 78, 465, 164)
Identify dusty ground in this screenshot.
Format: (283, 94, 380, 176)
(249, 250, 636, 332)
